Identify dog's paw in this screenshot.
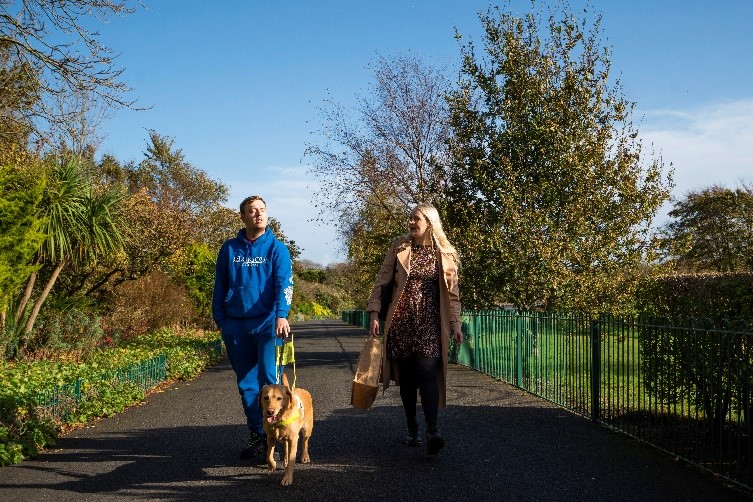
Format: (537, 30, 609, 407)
(281, 473, 293, 486)
(300, 454, 311, 464)
(266, 461, 276, 474)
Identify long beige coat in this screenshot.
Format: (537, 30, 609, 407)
(366, 235, 462, 407)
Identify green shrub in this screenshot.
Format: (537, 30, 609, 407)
(0, 318, 21, 360)
(73, 382, 145, 422)
(0, 431, 24, 467)
(123, 327, 223, 380)
(634, 272, 753, 431)
(635, 272, 753, 323)
(104, 271, 197, 340)
(167, 243, 217, 328)
(293, 299, 333, 318)
(29, 306, 106, 361)
(0, 396, 59, 466)
(298, 269, 325, 283)
(290, 273, 352, 319)
(0, 326, 223, 466)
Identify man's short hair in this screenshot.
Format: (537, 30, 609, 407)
(239, 195, 266, 214)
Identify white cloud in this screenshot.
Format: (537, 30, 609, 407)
(640, 99, 753, 199)
(637, 99, 753, 226)
(226, 165, 344, 266)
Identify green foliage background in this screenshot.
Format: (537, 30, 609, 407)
(0, 327, 222, 466)
(444, 3, 670, 312)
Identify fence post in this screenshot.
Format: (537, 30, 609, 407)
(591, 317, 601, 422)
(516, 314, 523, 387)
(473, 314, 479, 370)
(74, 378, 82, 404)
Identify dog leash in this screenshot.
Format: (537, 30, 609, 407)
(275, 331, 296, 390)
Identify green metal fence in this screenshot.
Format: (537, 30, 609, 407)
(32, 354, 167, 422)
(342, 309, 753, 491)
(342, 310, 371, 330)
(30, 338, 226, 423)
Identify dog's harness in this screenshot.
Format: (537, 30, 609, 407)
(271, 393, 304, 428)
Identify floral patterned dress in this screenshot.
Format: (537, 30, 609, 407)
(387, 245, 441, 359)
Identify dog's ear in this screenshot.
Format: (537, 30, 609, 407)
(281, 373, 290, 390)
(284, 387, 295, 410)
(259, 385, 268, 409)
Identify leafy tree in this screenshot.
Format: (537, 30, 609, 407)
(342, 191, 407, 308)
(322, 261, 360, 309)
(89, 188, 185, 289)
(306, 54, 452, 265)
(196, 205, 241, 251)
(0, 165, 45, 322)
(56, 136, 223, 299)
(75, 132, 233, 292)
(657, 184, 753, 273)
(444, 2, 671, 312)
(127, 131, 228, 216)
(167, 242, 217, 327)
(65, 133, 300, 327)
(14, 159, 125, 344)
(267, 217, 301, 263)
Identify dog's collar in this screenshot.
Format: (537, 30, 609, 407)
(271, 411, 300, 428)
(271, 394, 304, 428)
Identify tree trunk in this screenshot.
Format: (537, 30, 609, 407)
(15, 255, 40, 323)
(22, 260, 66, 337)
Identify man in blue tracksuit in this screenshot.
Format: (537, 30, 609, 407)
(212, 195, 294, 460)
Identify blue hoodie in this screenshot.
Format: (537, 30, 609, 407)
(212, 227, 293, 329)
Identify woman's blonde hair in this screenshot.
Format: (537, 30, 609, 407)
(412, 202, 459, 261)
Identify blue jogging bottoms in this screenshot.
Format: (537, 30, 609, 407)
(221, 316, 281, 434)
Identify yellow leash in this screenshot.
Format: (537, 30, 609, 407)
(275, 332, 296, 390)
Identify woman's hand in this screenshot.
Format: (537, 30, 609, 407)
(452, 330, 463, 344)
(369, 311, 380, 338)
(370, 318, 380, 338)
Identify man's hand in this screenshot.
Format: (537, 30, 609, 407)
(276, 317, 291, 338)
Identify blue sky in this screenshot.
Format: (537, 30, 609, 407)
(95, 1, 753, 265)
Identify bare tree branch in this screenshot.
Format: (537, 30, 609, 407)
(1, 0, 140, 147)
(305, 54, 452, 230)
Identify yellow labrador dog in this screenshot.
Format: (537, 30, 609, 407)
(259, 377, 314, 486)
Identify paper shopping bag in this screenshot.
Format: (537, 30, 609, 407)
(351, 337, 382, 410)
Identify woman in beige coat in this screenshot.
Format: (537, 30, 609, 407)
(367, 203, 462, 455)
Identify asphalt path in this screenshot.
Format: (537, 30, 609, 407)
(0, 319, 750, 501)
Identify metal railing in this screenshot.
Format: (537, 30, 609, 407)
(32, 338, 225, 422)
(342, 309, 753, 491)
(33, 354, 167, 422)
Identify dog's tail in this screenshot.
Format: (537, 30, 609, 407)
(281, 372, 290, 389)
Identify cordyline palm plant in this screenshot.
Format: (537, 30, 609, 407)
(14, 160, 125, 352)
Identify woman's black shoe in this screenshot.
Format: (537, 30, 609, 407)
(404, 428, 422, 447)
(426, 433, 445, 455)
